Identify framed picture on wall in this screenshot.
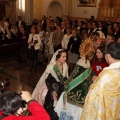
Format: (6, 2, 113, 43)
(78, 0, 96, 7)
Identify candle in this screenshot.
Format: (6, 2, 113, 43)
(112, 8, 114, 17)
(108, 8, 110, 17)
(104, 7, 106, 17)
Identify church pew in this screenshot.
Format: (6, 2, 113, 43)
(0, 39, 20, 53)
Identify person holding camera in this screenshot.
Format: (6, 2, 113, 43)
(0, 91, 50, 120)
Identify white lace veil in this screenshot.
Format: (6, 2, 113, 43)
(49, 49, 63, 65)
(32, 49, 66, 98)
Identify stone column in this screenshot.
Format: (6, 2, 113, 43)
(25, 0, 33, 25)
(68, 0, 72, 17)
(33, 0, 42, 20)
(9, 0, 17, 24)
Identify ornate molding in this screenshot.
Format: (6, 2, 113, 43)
(99, 0, 120, 8)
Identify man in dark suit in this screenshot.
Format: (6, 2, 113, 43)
(41, 15, 47, 32)
(16, 16, 26, 31)
(87, 21, 93, 35)
(113, 22, 120, 41)
(98, 21, 107, 36)
(61, 22, 66, 34)
(77, 20, 83, 35)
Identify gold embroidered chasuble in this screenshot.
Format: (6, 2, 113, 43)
(81, 65, 120, 120)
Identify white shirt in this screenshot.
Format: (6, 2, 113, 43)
(18, 21, 22, 27)
(62, 34, 72, 49)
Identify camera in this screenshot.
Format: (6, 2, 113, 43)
(0, 78, 10, 93)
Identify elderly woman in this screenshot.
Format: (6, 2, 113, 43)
(67, 28, 82, 74)
(52, 23, 64, 52)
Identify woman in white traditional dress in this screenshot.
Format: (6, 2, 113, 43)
(32, 49, 68, 120)
(55, 38, 94, 120)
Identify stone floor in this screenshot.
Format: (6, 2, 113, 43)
(0, 53, 47, 94)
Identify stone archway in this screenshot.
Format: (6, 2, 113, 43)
(47, 1, 63, 19)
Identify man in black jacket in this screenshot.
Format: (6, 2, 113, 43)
(16, 16, 26, 31)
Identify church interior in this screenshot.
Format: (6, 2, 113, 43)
(0, 0, 120, 94)
(0, 0, 120, 119)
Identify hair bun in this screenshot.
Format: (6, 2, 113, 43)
(80, 38, 94, 61)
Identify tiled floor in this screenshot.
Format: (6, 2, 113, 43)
(0, 53, 47, 94)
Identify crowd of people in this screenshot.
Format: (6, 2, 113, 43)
(0, 14, 120, 120)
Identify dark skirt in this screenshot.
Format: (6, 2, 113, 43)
(44, 73, 65, 120)
(19, 40, 28, 54)
(68, 53, 79, 64)
(44, 83, 63, 120)
(28, 46, 38, 60)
